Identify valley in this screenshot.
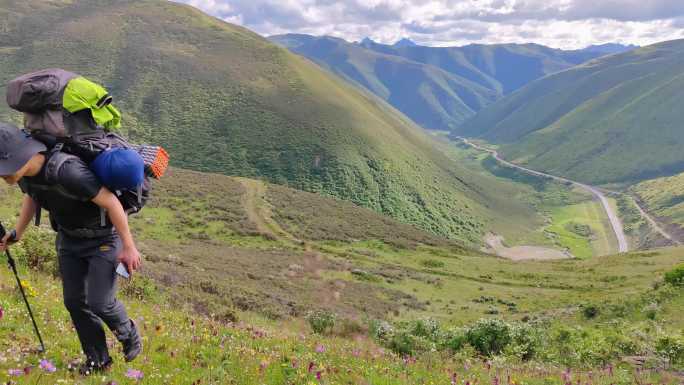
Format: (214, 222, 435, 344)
(457, 137, 627, 254)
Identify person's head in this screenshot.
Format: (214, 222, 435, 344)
(0, 123, 46, 185)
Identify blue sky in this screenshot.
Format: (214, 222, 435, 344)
(175, 0, 684, 49)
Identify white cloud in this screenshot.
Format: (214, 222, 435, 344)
(172, 0, 684, 48)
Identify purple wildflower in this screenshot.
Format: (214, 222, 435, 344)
(39, 359, 56, 373)
(316, 370, 322, 381)
(308, 361, 315, 373)
(315, 344, 325, 353)
(8, 368, 23, 376)
(126, 368, 144, 380)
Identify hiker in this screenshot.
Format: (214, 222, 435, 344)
(0, 123, 142, 374)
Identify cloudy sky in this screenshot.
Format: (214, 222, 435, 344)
(176, 0, 684, 49)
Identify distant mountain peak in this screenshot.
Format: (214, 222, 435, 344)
(581, 43, 639, 54)
(359, 37, 375, 47)
(393, 38, 417, 47)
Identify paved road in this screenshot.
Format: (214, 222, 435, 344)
(457, 137, 629, 253)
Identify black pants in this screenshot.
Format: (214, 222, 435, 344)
(57, 232, 132, 364)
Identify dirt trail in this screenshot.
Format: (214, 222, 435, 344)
(629, 197, 682, 245)
(484, 233, 573, 261)
(236, 178, 302, 244)
(457, 137, 629, 253)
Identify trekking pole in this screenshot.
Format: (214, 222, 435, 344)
(0, 222, 45, 352)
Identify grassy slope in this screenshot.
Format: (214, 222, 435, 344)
(457, 39, 684, 184)
(0, 0, 516, 243)
(631, 171, 684, 237)
(0, 169, 682, 382)
(2, 258, 682, 384)
(1, 168, 676, 324)
(270, 34, 499, 130)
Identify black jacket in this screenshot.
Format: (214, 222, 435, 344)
(19, 152, 109, 232)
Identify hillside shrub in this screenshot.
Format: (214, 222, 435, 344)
(582, 304, 599, 319)
(306, 310, 336, 335)
(11, 227, 57, 276)
(505, 323, 541, 361)
(421, 259, 445, 268)
(656, 335, 684, 366)
(465, 318, 511, 356)
(664, 264, 684, 286)
(440, 327, 467, 352)
(410, 318, 441, 340)
(121, 276, 157, 301)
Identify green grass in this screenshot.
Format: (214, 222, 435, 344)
(2, 262, 682, 384)
(545, 200, 617, 258)
(457, 39, 684, 185)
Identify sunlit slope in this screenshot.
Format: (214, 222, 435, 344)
(0, 0, 519, 242)
(458, 39, 684, 184)
(631, 171, 684, 238)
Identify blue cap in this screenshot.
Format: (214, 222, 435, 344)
(90, 148, 144, 190)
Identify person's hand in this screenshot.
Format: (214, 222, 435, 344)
(0, 230, 19, 252)
(117, 244, 142, 275)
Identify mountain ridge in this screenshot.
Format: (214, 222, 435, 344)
(270, 33, 613, 130)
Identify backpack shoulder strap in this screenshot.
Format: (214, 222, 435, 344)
(44, 149, 77, 184)
(40, 150, 89, 202)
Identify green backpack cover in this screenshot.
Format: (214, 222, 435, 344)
(6, 68, 121, 138)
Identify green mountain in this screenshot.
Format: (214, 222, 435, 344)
(270, 34, 498, 130)
(270, 34, 609, 131)
(457, 39, 684, 184)
(0, 0, 530, 243)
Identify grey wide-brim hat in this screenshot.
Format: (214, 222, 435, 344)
(0, 122, 46, 176)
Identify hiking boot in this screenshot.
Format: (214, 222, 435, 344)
(115, 319, 142, 362)
(77, 357, 112, 376)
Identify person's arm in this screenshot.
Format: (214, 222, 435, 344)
(91, 187, 141, 274)
(0, 195, 37, 251)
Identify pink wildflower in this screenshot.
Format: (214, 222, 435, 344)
(125, 368, 144, 380)
(315, 344, 325, 353)
(308, 361, 315, 372)
(0, 305, 3, 320)
(316, 371, 323, 381)
(8, 368, 23, 376)
(39, 359, 56, 373)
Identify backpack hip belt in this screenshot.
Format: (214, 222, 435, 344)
(59, 226, 115, 239)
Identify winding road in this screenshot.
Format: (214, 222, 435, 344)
(457, 137, 630, 253)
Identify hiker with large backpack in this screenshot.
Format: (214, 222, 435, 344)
(0, 69, 168, 375)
